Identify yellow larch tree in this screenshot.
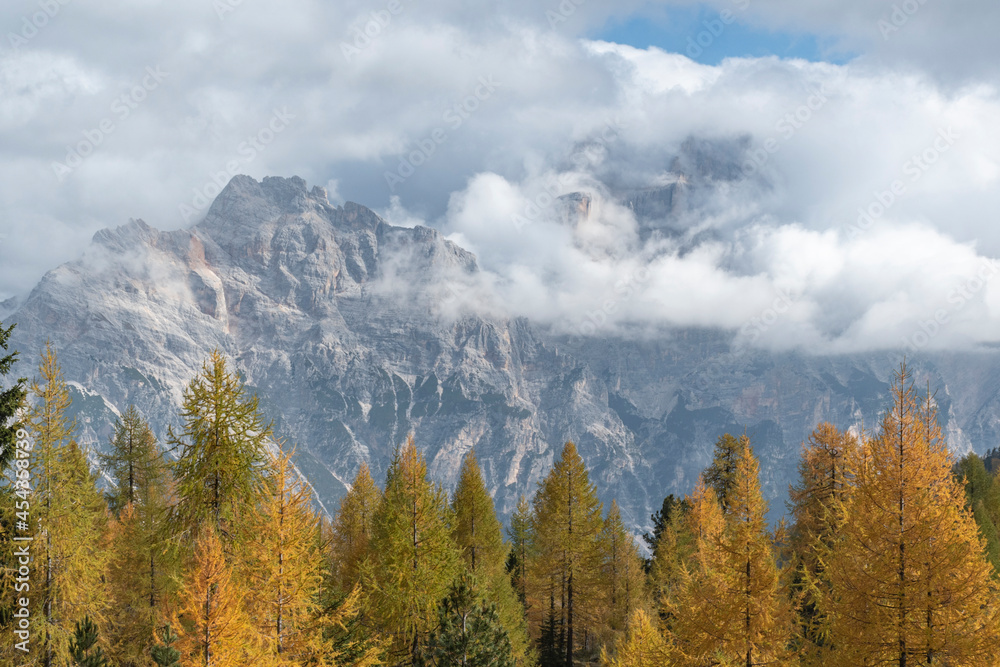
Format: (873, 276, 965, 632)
(361, 436, 460, 664)
(28, 343, 110, 667)
(171, 525, 256, 667)
(647, 498, 693, 620)
(506, 494, 532, 608)
(665, 439, 792, 666)
(527, 441, 606, 667)
(718, 436, 792, 665)
(330, 462, 381, 594)
(102, 406, 173, 667)
(600, 608, 673, 667)
(662, 476, 729, 663)
(785, 422, 860, 661)
(821, 363, 1000, 666)
(237, 446, 328, 665)
(598, 500, 648, 645)
(450, 449, 533, 665)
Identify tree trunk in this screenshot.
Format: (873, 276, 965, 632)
(566, 571, 574, 667)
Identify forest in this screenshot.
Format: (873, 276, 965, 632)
(3, 321, 1000, 666)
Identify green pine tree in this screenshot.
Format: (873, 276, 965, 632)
(150, 625, 182, 667)
(69, 615, 109, 667)
(418, 573, 515, 667)
(0, 320, 27, 474)
(0, 319, 27, 660)
(957, 452, 1000, 574)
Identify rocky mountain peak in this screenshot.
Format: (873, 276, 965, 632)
(92, 218, 160, 252)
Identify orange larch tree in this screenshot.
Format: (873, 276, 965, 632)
(822, 363, 1000, 666)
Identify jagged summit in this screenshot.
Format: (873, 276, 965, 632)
(8, 172, 1000, 531)
(92, 218, 160, 251)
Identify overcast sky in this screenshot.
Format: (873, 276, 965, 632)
(1, 0, 998, 353)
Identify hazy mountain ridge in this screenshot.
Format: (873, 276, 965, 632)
(9, 173, 1000, 532)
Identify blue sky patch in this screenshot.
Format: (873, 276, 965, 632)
(594, 5, 853, 65)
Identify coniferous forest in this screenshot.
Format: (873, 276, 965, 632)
(4, 324, 1000, 666)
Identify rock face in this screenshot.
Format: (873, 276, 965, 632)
(8, 174, 1000, 530)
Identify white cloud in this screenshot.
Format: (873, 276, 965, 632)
(0, 1, 997, 353)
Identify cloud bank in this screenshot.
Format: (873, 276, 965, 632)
(0, 0, 997, 352)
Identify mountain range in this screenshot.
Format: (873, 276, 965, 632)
(6, 165, 1000, 533)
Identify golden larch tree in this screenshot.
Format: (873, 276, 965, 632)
(506, 494, 532, 608)
(451, 449, 533, 665)
(102, 406, 173, 667)
(598, 500, 648, 645)
(600, 608, 673, 667)
(28, 343, 109, 667)
(821, 364, 1000, 666)
(663, 476, 728, 662)
(665, 440, 792, 666)
(171, 525, 256, 667)
(786, 421, 860, 660)
(527, 441, 605, 667)
(330, 462, 381, 594)
(237, 446, 328, 665)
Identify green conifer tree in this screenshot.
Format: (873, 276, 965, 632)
(418, 573, 515, 667)
(69, 615, 109, 667)
(958, 452, 1000, 573)
(362, 436, 461, 664)
(0, 319, 26, 658)
(150, 625, 182, 667)
(451, 450, 533, 665)
(168, 350, 271, 542)
(0, 320, 26, 473)
(703, 433, 742, 512)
